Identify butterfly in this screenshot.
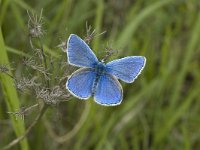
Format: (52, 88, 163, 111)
(66, 34, 146, 106)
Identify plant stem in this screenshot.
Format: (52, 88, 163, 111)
(2, 104, 48, 150)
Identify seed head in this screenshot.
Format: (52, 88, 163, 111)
(27, 9, 44, 38)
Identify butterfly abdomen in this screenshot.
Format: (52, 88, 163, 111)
(91, 75, 100, 96)
(91, 62, 106, 96)
(66, 34, 146, 106)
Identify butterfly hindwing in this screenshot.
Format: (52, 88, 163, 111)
(94, 74, 123, 106)
(66, 68, 96, 99)
(105, 56, 146, 83)
(66, 34, 146, 106)
(67, 34, 98, 68)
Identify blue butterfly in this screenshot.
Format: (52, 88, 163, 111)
(66, 34, 146, 106)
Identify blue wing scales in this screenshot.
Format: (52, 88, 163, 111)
(94, 74, 123, 106)
(66, 68, 96, 99)
(105, 56, 146, 83)
(67, 34, 98, 68)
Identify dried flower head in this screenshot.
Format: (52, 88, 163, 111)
(15, 77, 39, 91)
(36, 86, 70, 105)
(34, 48, 44, 60)
(102, 43, 118, 62)
(0, 64, 9, 73)
(57, 40, 67, 53)
(84, 22, 106, 44)
(0, 64, 14, 78)
(27, 9, 44, 38)
(23, 57, 51, 80)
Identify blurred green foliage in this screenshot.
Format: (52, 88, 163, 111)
(1, 0, 200, 149)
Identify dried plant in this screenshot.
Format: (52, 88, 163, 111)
(0, 64, 9, 73)
(36, 86, 70, 105)
(102, 42, 118, 62)
(2, 9, 71, 150)
(7, 104, 39, 120)
(23, 57, 51, 80)
(27, 9, 44, 38)
(15, 77, 39, 92)
(56, 40, 67, 53)
(2, 13, 108, 150)
(0, 64, 14, 78)
(84, 21, 106, 44)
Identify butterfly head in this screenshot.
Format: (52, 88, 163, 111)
(93, 62, 106, 75)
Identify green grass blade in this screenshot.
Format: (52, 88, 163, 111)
(92, 0, 104, 51)
(154, 88, 200, 144)
(10, 2, 26, 30)
(0, 28, 29, 150)
(13, 0, 34, 12)
(115, 0, 175, 49)
(6, 46, 31, 57)
(170, 13, 200, 106)
(0, 0, 10, 26)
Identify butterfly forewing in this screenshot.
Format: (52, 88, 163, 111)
(94, 74, 123, 106)
(66, 68, 96, 99)
(66, 34, 146, 106)
(67, 34, 98, 68)
(105, 56, 146, 83)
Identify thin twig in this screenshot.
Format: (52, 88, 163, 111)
(23, 58, 51, 80)
(0, 64, 15, 79)
(2, 104, 48, 150)
(23, 103, 39, 112)
(7, 104, 39, 120)
(44, 102, 90, 143)
(38, 37, 50, 87)
(3, 72, 15, 79)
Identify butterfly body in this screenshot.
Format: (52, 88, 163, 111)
(91, 62, 106, 96)
(66, 34, 146, 106)
(93, 62, 106, 76)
